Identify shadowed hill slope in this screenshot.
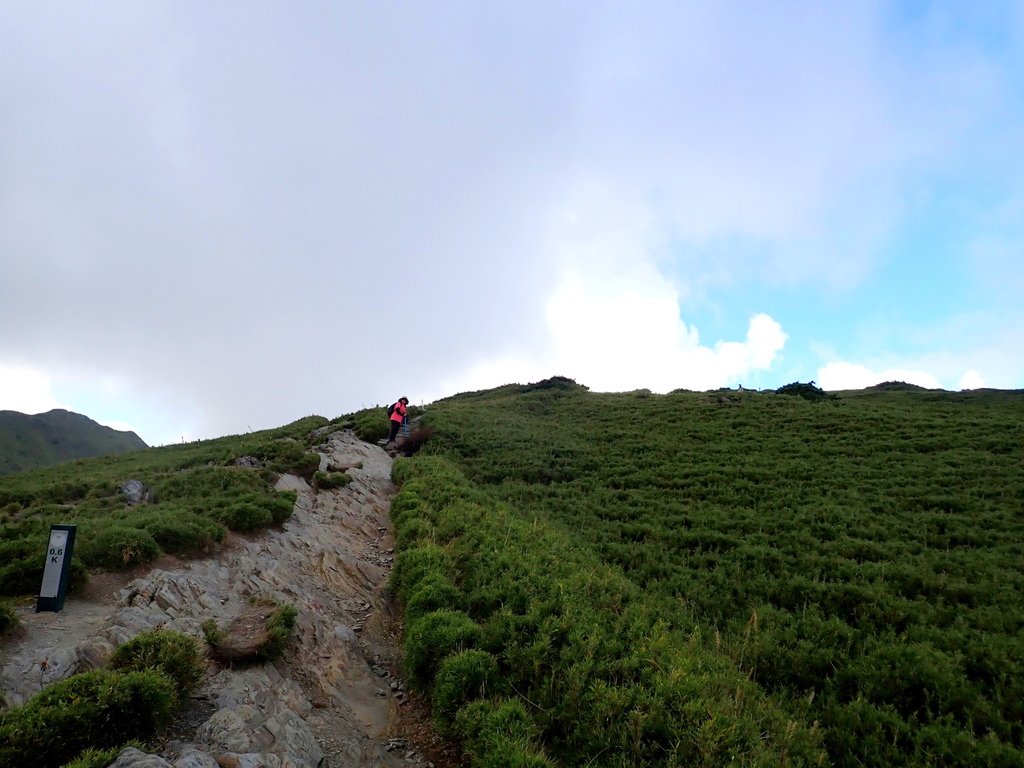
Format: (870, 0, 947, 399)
(0, 409, 148, 476)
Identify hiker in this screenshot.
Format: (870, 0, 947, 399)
(387, 397, 409, 446)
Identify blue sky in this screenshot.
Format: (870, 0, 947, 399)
(1, 2, 1022, 446)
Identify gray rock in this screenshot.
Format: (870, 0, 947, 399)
(108, 747, 173, 767)
(196, 707, 259, 753)
(118, 479, 151, 505)
(171, 750, 220, 768)
(214, 754, 282, 768)
(76, 637, 115, 670)
(234, 456, 262, 468)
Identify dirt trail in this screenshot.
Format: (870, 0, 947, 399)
(0, 431, 456, 768)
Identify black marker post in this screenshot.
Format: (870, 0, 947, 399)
(37, 524, 77, 613)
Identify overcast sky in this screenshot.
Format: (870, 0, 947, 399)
(2, 2, 1022, 445)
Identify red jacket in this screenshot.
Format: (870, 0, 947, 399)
(390, 401, 407, 423)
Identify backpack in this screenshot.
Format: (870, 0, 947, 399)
(387, 402, 397, 417)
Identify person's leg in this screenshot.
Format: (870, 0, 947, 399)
(388, 419, 400, 443)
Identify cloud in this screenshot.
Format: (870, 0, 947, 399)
(1, 3, 1022, 445)
(817, 362, 941, 391)
(0, 362, 65, 415)
(958, 370, 986, 390)
(443, 257, 787, 396)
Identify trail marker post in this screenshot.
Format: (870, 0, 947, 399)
(37, 524, 77, 613)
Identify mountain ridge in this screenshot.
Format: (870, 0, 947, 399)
(0, 408, 148, 476)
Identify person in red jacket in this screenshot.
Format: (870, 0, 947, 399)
(387, 396, 409, 446)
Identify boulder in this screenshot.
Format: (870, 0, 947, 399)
(119, 479, 151, 505)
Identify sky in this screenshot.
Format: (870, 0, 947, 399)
(1, 2, 1022, 446)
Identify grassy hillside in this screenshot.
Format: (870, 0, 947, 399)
(0, 409, 148, 476)
(0, 416, 327, 597)
(391, 378, 1023, 767)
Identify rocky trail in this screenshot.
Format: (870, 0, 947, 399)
(0, 431, 458, 768)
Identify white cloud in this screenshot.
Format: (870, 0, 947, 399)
(817, 361, 941, 390)
(0, 362, 65, 414)
(958, 370, 986, 390)
(443, 262, 787, 396)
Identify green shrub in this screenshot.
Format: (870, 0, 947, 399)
(454, 699, 552, 768)
(260, 603, 298, 661)
(218, 501, 272, 530)
(0, 669, 175, 768)
(0, 600, 19, 637)
(395, 517, 434, 549)
(775, 380, 836, 401)
(348, 407, 390, 443)
(79, 526, 161, 570)
(261, 440, 319, 478)
(405, 573, 463, 622)
(432, 650, 501, 728)
(404, 610, 481, 689)
(392, 544, 450, 605)
(0, 556, 42, 596)
(108, 630, 204, 702)
(135, 510, 225, 555)
(313, 470, 352, 490)
(268, 491, 296, 525)
(200, 618, 224, 649)
(60, 746, 123, 768)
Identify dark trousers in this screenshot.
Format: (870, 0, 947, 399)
(388, 419, 402, 443)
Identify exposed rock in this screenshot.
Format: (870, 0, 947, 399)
(109, 747, 173, 767)
(234, 456, 261, 469)
(173, 751, 221, 768)
(119, 479, 151, 505)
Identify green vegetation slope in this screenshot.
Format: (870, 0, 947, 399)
(389, 378, 1023, 767)
(0, 416, 325, 597)
(0, 409, 148, 476)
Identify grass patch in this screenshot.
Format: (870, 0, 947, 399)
(407, 382, 1024, 766)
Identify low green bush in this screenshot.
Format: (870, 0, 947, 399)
(134, 510, 225, 555)
(269, 492, 296, 524)
(260, 603, 298, 661)
(261, 440, 320, 478)
(78, 526, 161, 570)
(348, 407, 390, 444)
(395, 517, 434, 549)
(405, 573, 463, 622)
(404, 610, 482, 689)
(108, 629, 204, 703)
(0, 539, 44, 595)
(313, 470, 352, 490)
(217, 501, 272, 530)
(454, 699, 553, 768)
(0, 669, 175, 768)
(60, 746, 123, 768)
(0, 600, 19, 637)
(432, 650, 501, 728)
(392, 544, 450, 606)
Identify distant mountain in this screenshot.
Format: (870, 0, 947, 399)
(0, 409, 148, 475)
